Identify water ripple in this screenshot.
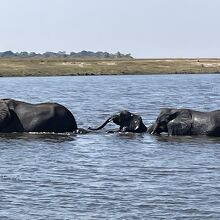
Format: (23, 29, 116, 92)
(0, 75, 220, 219)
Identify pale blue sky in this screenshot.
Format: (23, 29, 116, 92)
(0, 0, 220, 58)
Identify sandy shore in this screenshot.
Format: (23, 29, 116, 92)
(0, 58, 219, 76)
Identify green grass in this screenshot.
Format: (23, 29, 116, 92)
(0, 58, 219, 76)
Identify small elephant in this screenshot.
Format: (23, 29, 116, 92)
(0, 99, 79, 133)
(89, 110, 147, 133)
(149, 108, 220, 136)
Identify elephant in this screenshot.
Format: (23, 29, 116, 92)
(149, 108, 220, 136)
(0, 99, 82, 133)
(88, 110, 147, 133)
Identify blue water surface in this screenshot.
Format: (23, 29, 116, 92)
(0, 74, 220, 219)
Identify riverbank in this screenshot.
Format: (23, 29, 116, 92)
(0, 58, 220, 76)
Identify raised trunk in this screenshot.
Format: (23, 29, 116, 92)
(88, 117, 112, 130)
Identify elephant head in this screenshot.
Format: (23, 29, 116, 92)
(0, 101, 11, 131)
(88, 110, 147, 133)
(150, 108, 180, 135)
(150, 108, 193, 135)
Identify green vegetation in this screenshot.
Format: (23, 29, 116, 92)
(0, 58, 219, 77)
(0, 50, 132, 59)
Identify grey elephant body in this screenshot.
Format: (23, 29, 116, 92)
(149, 108, 220, 136)
(0, 99, 77, 133)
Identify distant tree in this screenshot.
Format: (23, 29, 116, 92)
(1, 51, 15, 57)
(103, 52, 110, 58)
(0, 50, 133, 59)
(125, 53, 132, 58)
(43, 52, 58, 57)
(70, 52, 76, 56)
(115, 52, 122, 58)
(57, 51, 67, 57)
(29, 52, 37, 57)
(18, 52, 29, 57)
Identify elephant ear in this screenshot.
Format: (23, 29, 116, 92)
(157, 108, 179, 122)
(168, 109, 180, 121)
(0, 101, 11, 130)
(167, 109, 192, 135)
(128, 115, 143, 132)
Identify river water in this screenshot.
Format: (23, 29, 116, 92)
(0, 75, 220, 219)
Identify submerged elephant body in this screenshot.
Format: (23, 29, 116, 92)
(150, 108, 220, 136)
(89, 110, 147, 133)
(0, 99, 77, 133)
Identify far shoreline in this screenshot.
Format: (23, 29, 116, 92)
(0, 58, 219, 77)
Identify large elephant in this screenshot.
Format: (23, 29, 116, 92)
(0, 99, 79, 133)
(89, 110, 147, 133)
(149, 108, 220, 136)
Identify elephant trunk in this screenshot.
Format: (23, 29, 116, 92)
(150, 122, 159, 134)
(88, 117, 112, 130)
